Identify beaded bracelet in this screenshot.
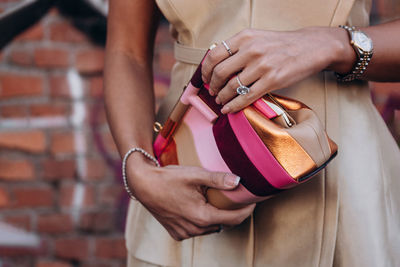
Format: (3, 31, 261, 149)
(122, 147, 160, 200)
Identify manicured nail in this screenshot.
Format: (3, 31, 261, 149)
(221, 106, 230, 114)
(225, 176, 241, 187)
(215, 97, 221, 104)
(202, 75, 207, 83)
(209, 89, 215, 96)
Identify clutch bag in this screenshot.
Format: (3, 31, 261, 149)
(153, 49, 338, 210)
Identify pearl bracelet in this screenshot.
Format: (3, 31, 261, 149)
(122, 147, 160, 200)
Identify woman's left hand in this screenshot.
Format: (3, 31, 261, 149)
(201, 27, 355, 114)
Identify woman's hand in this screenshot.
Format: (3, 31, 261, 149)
(126, 155, 256, 241)
(201, 27, 355, 114)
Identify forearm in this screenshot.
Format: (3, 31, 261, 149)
(361, 19, 400, 82)
(329, 19, 400, 82)
(104, 51, 155, 157)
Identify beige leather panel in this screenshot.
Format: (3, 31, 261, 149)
(173, 122, 203, 167)
(286, 108, 332, 166)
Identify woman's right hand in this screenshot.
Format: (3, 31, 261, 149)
(126, 155, 256, 241)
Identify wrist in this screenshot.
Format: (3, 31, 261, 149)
(122, 147, 160, 199)
(325, 27, 357, 74)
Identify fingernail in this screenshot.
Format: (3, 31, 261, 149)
(202, 75, 207, 83)
(221, 106, 230, 114)
(215, 97, 221, 104)
(209, 89, 215, 96)
(225, 175, 241, 187)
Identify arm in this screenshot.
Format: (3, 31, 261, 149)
(201, 19, 400, 114)
(104, 0, 255, 241)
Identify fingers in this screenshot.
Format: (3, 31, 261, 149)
(202, 40, 239, 84)
(208, 52, 247, 96)
(221, 77, 271, 114)
(186, 168, 241, 190)
(200, 203, 256, 227)
(168, 219, 222, 241)
(215, 65, 260, 105)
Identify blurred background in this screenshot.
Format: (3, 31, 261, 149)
(0, 0, 398, 266)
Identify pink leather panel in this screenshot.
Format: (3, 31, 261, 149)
(228, 112, 298, 189)
(181, 83, 218, 123)
(253, 99, 277, 119)
(153, 135, 167, 159)
(183, 107, 231, 173)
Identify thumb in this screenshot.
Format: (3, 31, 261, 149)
(190, 170, 241, 190)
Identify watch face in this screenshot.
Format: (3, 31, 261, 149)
(354, 31, 373, 52)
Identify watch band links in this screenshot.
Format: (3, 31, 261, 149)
(336, 25, 373, 82)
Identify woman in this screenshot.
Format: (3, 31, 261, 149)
(104, 0, 400, 266)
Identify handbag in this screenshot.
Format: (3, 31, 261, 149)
(153, 48, 338, 210)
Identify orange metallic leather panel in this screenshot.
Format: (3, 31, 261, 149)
(267, 94, 308, 111)
(244, 107, 317, 180)
(206, 189, 246, 210)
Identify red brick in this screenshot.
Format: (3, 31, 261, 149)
(0, 73, 44, 99)
(0, 130, 46, 153)
(88, 76, 103, 97)
(30, 103, 69, 117)
(37, 213, 73, 234)
(3, 214, 31, 230)
(14, 23, 44, 41)
(84, 158, 107, 181)
(10, 49, 32, 66)
(59, 183, 95, 208)
(79, 210, 115, 232)
(50, 21, 88, 43)
(1, 105, 27, 118)
(34, 48, 69, 68)
(75, 48, 104, 74)
(0, 186, 10, 208)
(99, 184, 123, 207)
(35, 260, 73, 267)
(50, 132, 75, 155)
(42, 159, 76, 180)
(55, 238, 89, 260)
(0, 159, 35, 180)
(95, 237, 127, 259)
(13, 187, 54, 208)
(49, 75, 70, 98)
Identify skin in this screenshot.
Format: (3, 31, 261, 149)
(104, 0, 400, 241)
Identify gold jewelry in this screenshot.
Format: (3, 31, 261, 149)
(336, 25, 373, 82)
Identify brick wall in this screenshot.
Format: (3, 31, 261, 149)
(0, 2, 399, 267)
(0, 4, 174, 267)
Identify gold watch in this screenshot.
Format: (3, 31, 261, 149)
(336, 25, 373, 82)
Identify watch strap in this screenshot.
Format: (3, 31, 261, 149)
(336, 25, 373, 82)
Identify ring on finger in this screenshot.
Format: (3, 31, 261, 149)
(236, 76, 250, 95)
(222, 40, 233, 56)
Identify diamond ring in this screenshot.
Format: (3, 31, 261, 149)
(236, 76, 250, 95)
(222, 40, 233, 56)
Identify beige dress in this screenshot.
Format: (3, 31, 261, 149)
(126, 0, 400, 266)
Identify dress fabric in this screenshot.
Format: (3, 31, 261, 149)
(125, 0, 400, 266)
